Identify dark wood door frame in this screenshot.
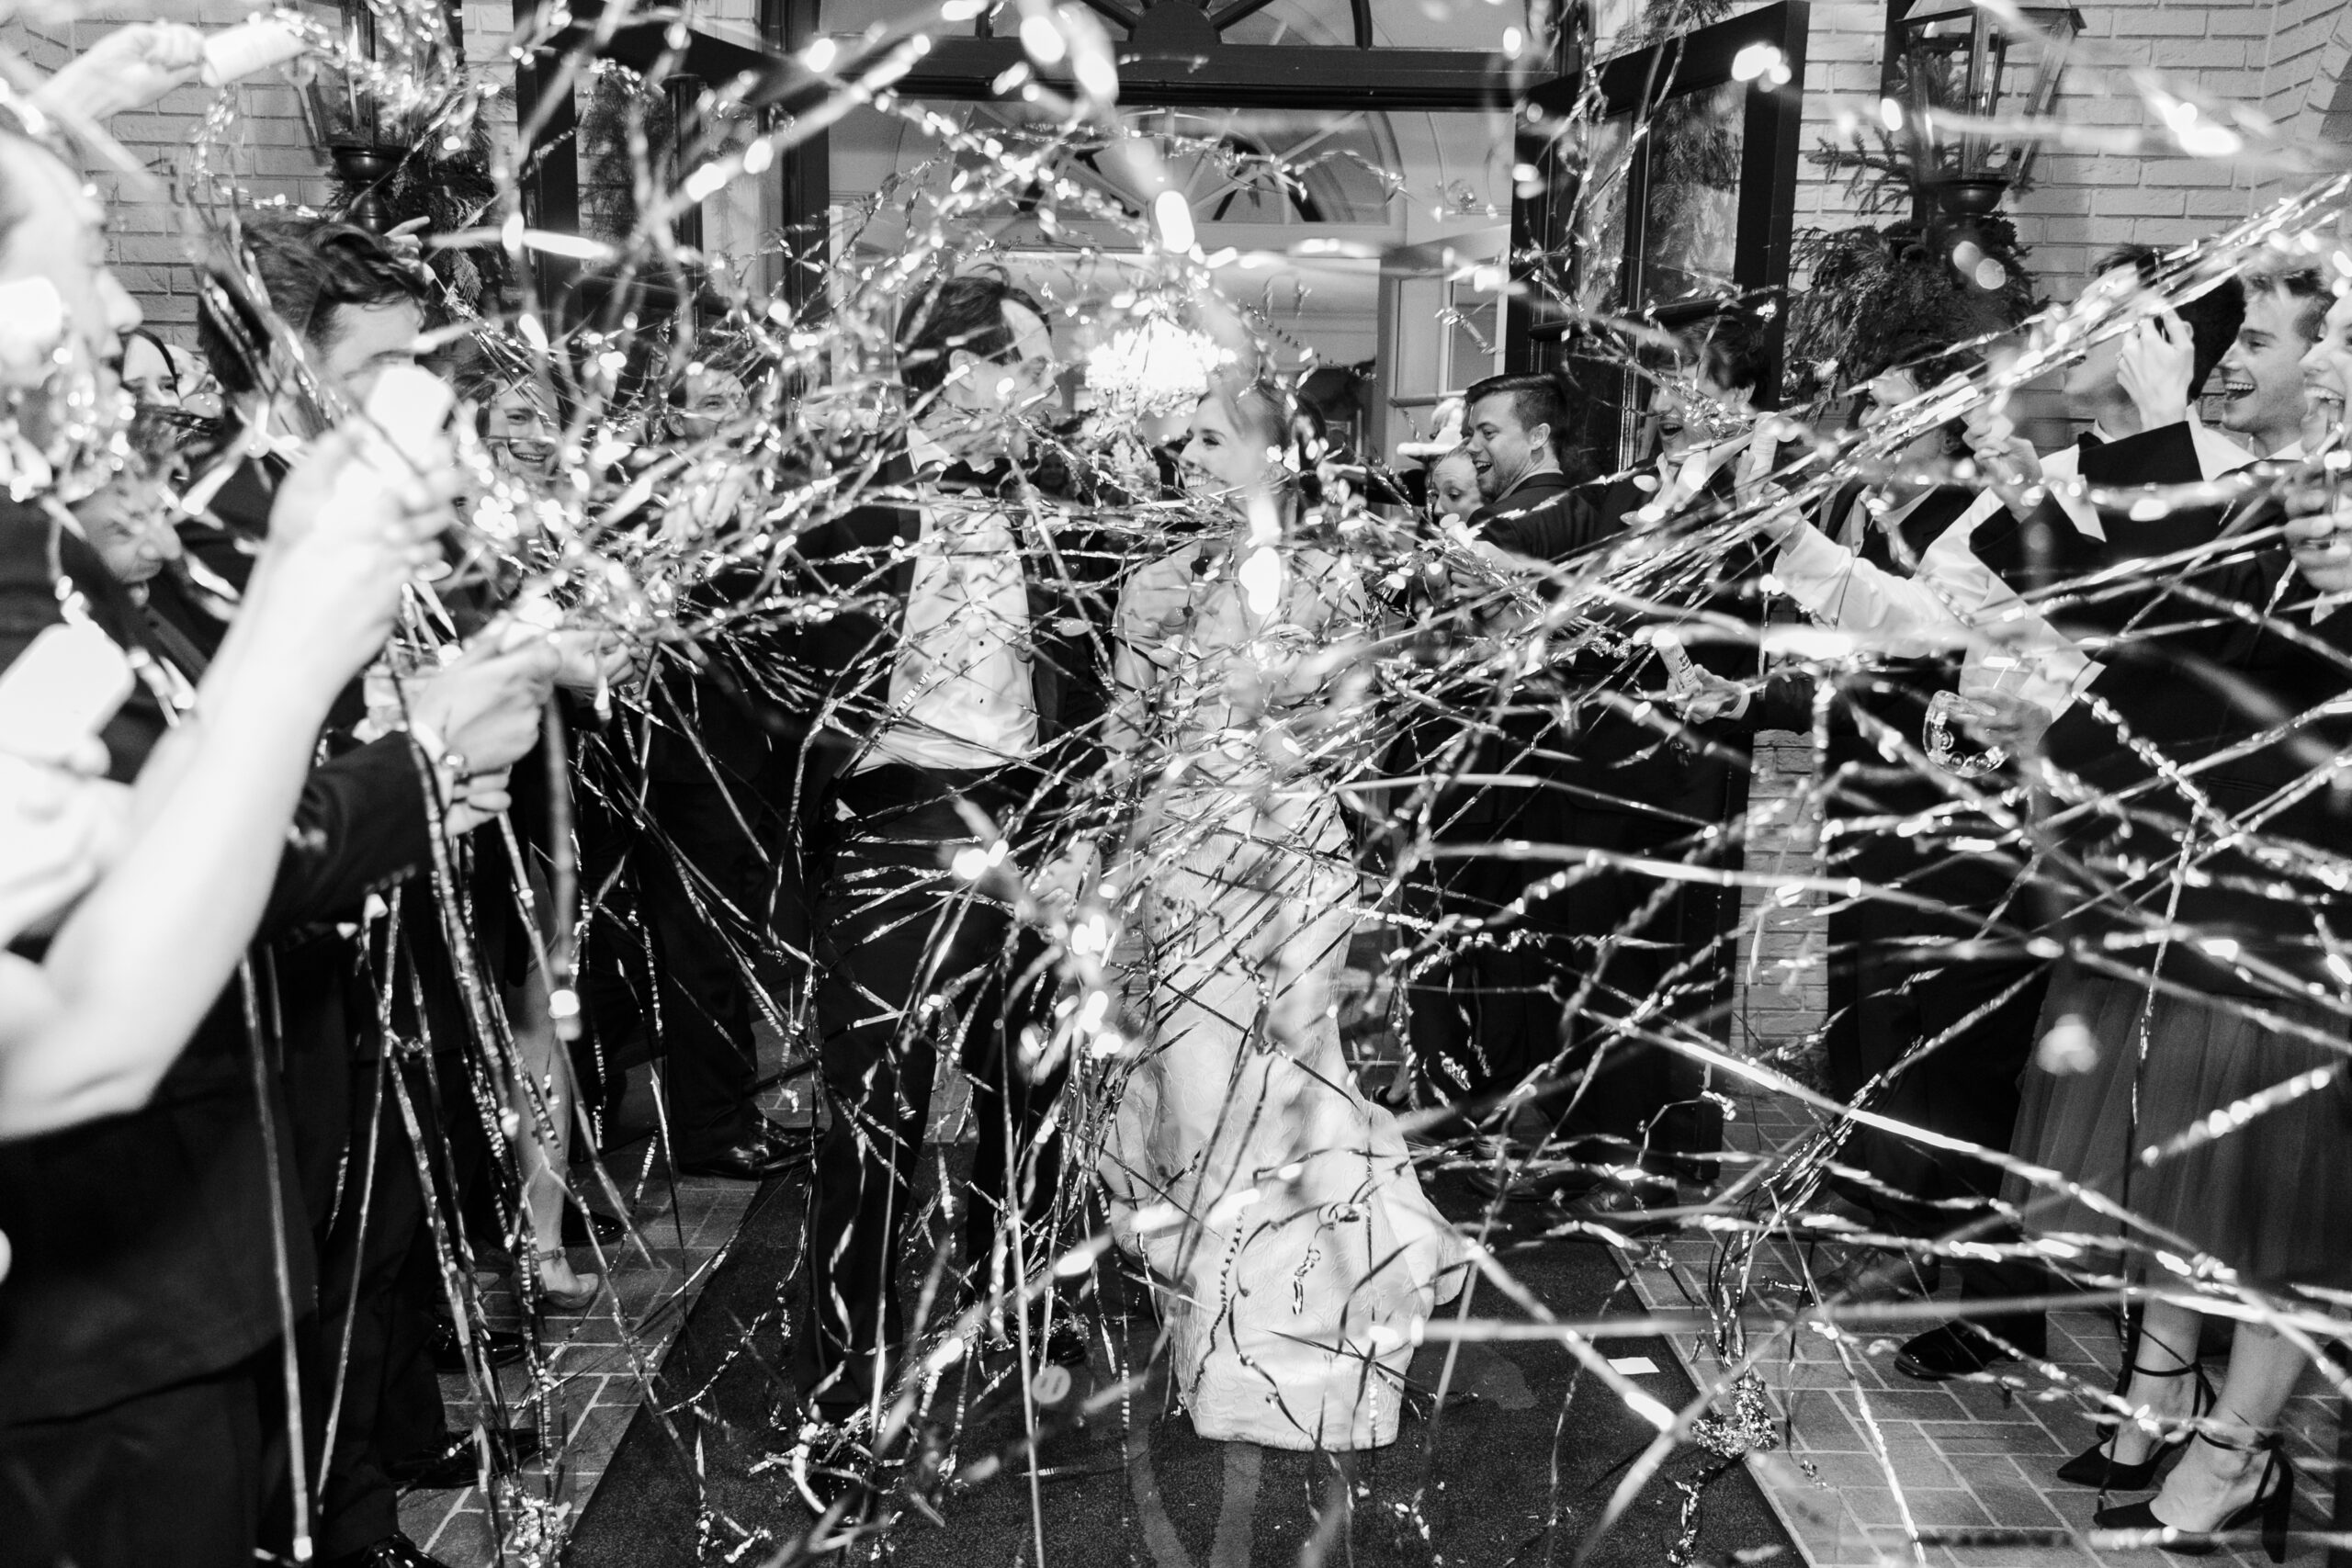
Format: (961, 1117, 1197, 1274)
(1514, 2, 1810, 394)
(516, 0, 1555, 311)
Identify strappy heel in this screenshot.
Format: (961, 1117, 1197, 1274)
(530, 1245, 603, 1314)
(2093, 1431, 2294, 1562)
(2055, 1358, 2215, 1490)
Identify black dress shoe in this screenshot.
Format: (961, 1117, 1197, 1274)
(561, 1206, 628, 1247)
(1895, 1321, 2044, 1382)
(1555, 1179, 1681, 1235)
(427, 1320, 529, 1374)
(321, 1533, 453, 1568)
(388, 1427, 546, 1490)
(674, 1118, 812, 1180)
(1811, 1249, 1943, 1304)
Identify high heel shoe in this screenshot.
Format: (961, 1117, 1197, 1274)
(2055, 1358, 2214, 1489)
(530, 1246, 603, 1314)
(2092, 1431, 2294, 1562)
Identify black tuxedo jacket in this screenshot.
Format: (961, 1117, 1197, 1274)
(0, 501, 432, 1424)
(1478, 461, 1754, 839)
(773, 468, 1114, 829)
(1472, 468, 1612, 563)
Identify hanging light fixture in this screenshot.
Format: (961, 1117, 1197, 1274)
(1889, 4, 2082, 217)
(1085, 310, 1235, 419)
(296, 0, 458, 231)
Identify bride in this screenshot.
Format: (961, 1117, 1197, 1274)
(1094, 378, 1465, 1450)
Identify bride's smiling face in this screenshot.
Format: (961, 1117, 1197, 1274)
(1178, 392, 1280, 509)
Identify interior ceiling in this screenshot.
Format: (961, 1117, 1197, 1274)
(989, 108, 1404, 227)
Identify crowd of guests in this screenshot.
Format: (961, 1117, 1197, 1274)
(6, 19, 2352, 1568)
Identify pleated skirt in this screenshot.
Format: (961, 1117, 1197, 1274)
(2004, 966, 2352, 1291)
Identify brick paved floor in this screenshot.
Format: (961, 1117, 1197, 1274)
(1629, 1082, 2344, 1568)
(395, 1026, 805, 1562)
(1655, 735, 2344, 1567)
(391, 732, 2345, 1566)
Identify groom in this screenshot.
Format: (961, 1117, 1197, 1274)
(783, 276, 1105, 1458)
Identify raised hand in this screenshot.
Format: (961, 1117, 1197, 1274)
(1962, 394, 2041, 497)
(1956, 688, 2056, 755)
(30, 22, 205, 121)
(2118, 305, 2197, 433)
(1668, 669, 1750, 725)
(403, 637, 563, 779)
(1028, 837, 1101, 919)
(0, 751, 129, 947)
(548, 627, 639, 694)
(243, 429, 457, 695)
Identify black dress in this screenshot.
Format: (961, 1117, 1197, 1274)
(1985, 426, 2352, 1290)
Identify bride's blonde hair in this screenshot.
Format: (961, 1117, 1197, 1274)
(1199, 375, 1313, 512)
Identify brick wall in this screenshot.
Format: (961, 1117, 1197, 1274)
(0, 0, 519, 333)
(1781, 0, 2352, 306)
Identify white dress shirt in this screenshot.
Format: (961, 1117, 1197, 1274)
(1771, 417, 2256, 716)
(855, 430, 1038, 773)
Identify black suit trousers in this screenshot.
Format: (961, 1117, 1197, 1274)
(636, 763, 786, 1157)
(1406, 793, 1723, 1168)
(1404, 783, 1580, 1104)
(0, 1348, 284, 1568)
(794, 769, 1063, 1415)
(306, 1048, 459, 1559)
(1540, 807, 1723, 1166)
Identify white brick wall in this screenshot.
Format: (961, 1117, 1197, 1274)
(1781, 0, 2352, 304)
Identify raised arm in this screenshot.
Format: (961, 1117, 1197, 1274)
(0, 431, 450, 1138)
(1769, 507, 2003, 656)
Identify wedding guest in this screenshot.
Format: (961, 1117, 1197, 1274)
(632, 351, 811, 1181)
(1548, 310, 1786, 1210)
(119, 326, 185, 408)
(72, 408, 184, 596)
(1426, 445, 1480, 526)
(188, 214, 560, 1568)
(2215, 260, 2327, 459)
(0, 450, 447, 1149)
(1758, 250, 2247, 1381)
(0, 125, 484, 1568)
(1998, 276, 2352, 1553)
(1405, 372, 1612, 1122)
(1682, 331, 2052, 1325)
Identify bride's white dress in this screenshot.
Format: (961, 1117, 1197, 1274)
(1095, 543, 1465, 1450)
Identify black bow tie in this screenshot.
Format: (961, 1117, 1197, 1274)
(2075, 431, 2106, 455)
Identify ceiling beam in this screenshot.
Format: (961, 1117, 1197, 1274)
(788, 38, 1535, 113)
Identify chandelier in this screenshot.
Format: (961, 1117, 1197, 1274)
(1084, 314, 1235, 419)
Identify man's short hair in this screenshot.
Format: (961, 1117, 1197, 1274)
(1856, 324, 1984, 389)
(198, 217, 429, 398)
(2243, 260, 2329, 342)
(1464, 371, 1568, 441)
(895, 274, 1048, 401)
(1688, 308, 1773, 398)
(2091, 243, 2245, 390)
(1465, 370, 1593, 479)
